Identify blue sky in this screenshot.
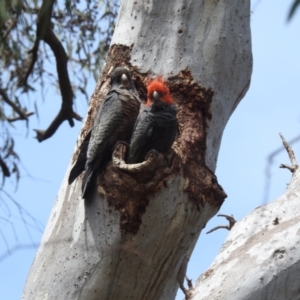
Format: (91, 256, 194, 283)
(1, 1, 300, 299)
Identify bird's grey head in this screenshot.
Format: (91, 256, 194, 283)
(110, 67, 134, 90)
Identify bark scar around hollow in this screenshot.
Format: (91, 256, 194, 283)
(169, 69, 227, 209)
(98, 148, 180, 234)
(113, 142, 168, 180)
(79, 45, 226, 234)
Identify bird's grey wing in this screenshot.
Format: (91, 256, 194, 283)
(82, 92, 123, 197)
(68, 130, 91, 184)
(86, 91, 123, 166)
(149, 105, 178, 152)
(127, 109, 153, 164)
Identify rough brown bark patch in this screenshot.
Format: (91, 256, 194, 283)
(75, 46, 226, 234)
(169, 69, 212, 163)
(169, 70, 226, 209)
(98, 150, 179, 234)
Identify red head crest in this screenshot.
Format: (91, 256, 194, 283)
(146, 76, 173, 106)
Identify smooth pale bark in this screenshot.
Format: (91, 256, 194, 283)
(22, 1, 252, 299)
(191, 162, 300, 300)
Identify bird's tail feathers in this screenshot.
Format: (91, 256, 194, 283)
(68, 160, 85, 185)
(81, 166, 94, 198)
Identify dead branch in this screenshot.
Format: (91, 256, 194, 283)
(267, 134, 300, 162)
(186, 276, 193, 289)
(263, 133, 300, 203)
(177, 257, 193, 300)
(206, 214, 236, 234)
(279, 133, 299, 173)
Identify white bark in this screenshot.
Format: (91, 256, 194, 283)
(22, 1, 252, 299)
(191, 163, 300, 300)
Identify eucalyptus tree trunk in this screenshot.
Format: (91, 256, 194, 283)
(22, 1, 252, 299)
(191, 141, 300, 300)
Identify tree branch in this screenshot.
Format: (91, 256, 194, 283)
(18, 0, 82, 142)
(178, 257, 193, 300)
(34, 27, 82, 142)
(206, 214, 236, 234)
(3, 19, 18, 39)
(19, 0, 55, 87)
(192, 165, 300, 299)
(263, 133, 300, 203)
(0, 88, 32, 121)
(279, 133, 298, 173)
(34, 109, 81, 142)
(0, 156, 10, 178)
(6, 112, 34, 122)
